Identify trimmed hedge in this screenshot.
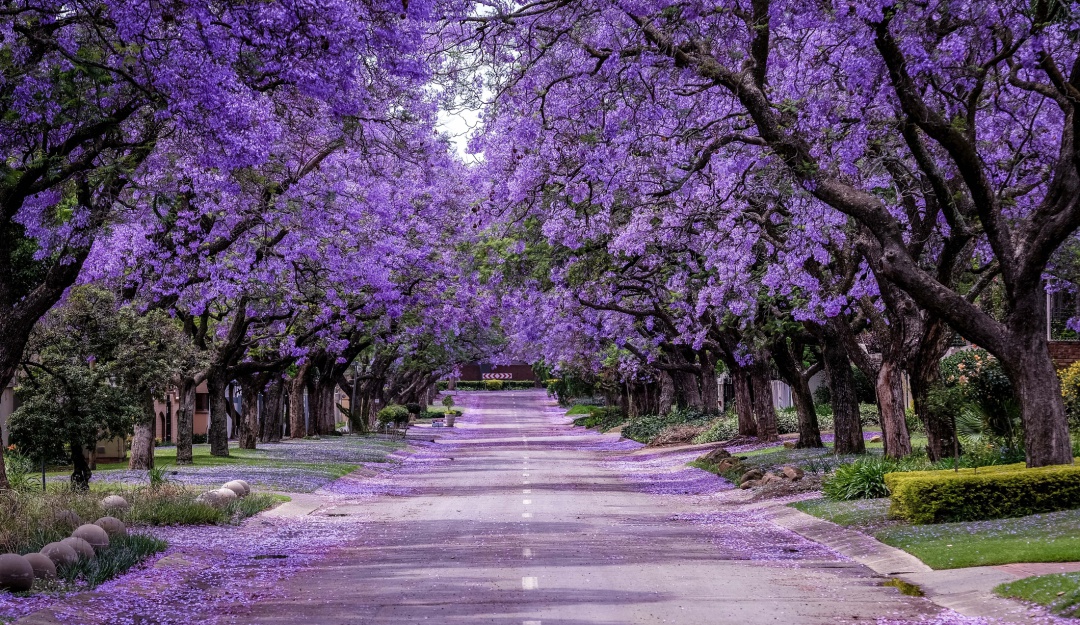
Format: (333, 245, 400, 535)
(885, 460, 1080, 524)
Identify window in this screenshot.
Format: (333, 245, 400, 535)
(195, 393, 210, 411)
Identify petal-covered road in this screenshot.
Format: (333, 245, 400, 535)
(227, 390, 972, 625)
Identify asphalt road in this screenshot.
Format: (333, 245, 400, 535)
(238, 390, 939, 625)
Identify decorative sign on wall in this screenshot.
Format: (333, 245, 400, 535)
(482, 373, 513, 380)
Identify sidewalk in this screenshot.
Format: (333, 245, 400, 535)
(768, 503, 1080, 624)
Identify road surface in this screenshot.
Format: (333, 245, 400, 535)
(239, 390, 939, 624)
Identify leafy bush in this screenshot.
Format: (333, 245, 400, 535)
(623, 408, 712, 443)
(1060, 361, 1080, 429)
(886, 461, 1080, 524)
(484, 379, 505, 391)
(693, 417, 740, 444)
(823, 456, 922, 501)
(192, 433, 208, 444)
(547, 375, 596, 405)
(376, 404, 410, 425)
(405, 403, 423, 415)
(571, 406, 625, 432)
(3, 450, 37, 492)
(940, 348, 1017, 436)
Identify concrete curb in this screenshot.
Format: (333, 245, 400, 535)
(767, 503, 1046, 624)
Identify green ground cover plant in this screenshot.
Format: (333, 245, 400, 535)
(56, 533, 169, 589)
(623, 408, 713, 443)
(876, 509, 1080, 569)
(570, 406, 625, 432)
(996, 572, 1080, 618)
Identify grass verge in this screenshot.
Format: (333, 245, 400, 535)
(995, 572, 1080, 618)
(875, 508, 1080, 569)
(789, 497, 894, 531)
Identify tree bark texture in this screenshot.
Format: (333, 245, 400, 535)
(731, 367, 757, 437)
(176, 376, 197, 465)
(876, 360, 912, 458)
(288, 363, 310, 439)
(821, 336, 865, 454)
(749, 366, 779, 442)
(238, 377, 260, 450)
(260, 378, 284, 443)
(206, 368, 230, 457)
(128, 390, 157, 470)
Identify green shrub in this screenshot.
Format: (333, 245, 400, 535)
(623, 408, 712, 443)
(571, 406, 625, 432)
(484, 379, 504, 391)
(693, 417, 740, 444)
(191, 433, 208, 444)
(823, 456, 923, 501)
(886, 461, 1080, 524)
(376, 404, 410, 425)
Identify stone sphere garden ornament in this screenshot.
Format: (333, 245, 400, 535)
(195, 490, 223, 506)
(39, 542, 78, 567)
(72, 524, 110, 552)
(101, 495, 129, 511)
(60, 537, 96, 560)
(223, 480, 249, 498)
(0, 554, 35, 592)
(53, 509, 82, 529)
(95, 516, 127, 537)
(23, 553, 56, 580)
(212, 488, 238, 504)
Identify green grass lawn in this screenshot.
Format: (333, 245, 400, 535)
(566, 404, 594, 415)
(875, 509, 1080, 569)
(996, 572, 1080, 618)
(42, 436, 405, 493)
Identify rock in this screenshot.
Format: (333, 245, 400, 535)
(739, 469, 764, 485)
(235, 480, 252, 495)
(23, 553, 56, 580)
(700, 447, 731, 463)
(870, 435, 882, 443)
(60, 537, 96, 560)
(783, 441, 797, 449)
(53, 509, 82, 529)
(0, 554, 35, 592)
(101, 495, 129, 511)
(781, 466, 805, 481)
(72, 524, 110, 552)
(212, 487, 238, 504)
(223, 480, 249, 498)
(95, 516, 127, 537)
(39, 542, 78, 568)
(716, 458, 743, 472)
(739, 479, 762, 490)
(761, 473, 786, 485)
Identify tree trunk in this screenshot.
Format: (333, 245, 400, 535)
(261, 378, 284, 443)
(822, 337, 865, 455)
(0, 444, 7, 490)
(176, 376, 197, 465)
(876, 359, 912, 458)
(657, 371, 675, 414)
(1004, 332, 1074, 467)
(749, 366, 779, 442)
(70, 442, 91, 490)
(129, 390, 157, 470)
(791, 376, 822, 449)
(238, 378, 260, 450)
(699, 351, 719, 415)
(289, 363, 309, 439)
(731, 367, 757, 436)
(672, 370, 703, 411)
(908, 319, 957, 461)
(206, 368, 230, 457)
(317, 379, 336, 434)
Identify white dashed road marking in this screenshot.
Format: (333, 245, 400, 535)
(522, 577, 538, 590)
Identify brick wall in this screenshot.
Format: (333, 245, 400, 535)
(1049, 341, 1080, 369)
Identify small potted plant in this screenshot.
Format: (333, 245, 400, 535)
(442, 395, 456, 427)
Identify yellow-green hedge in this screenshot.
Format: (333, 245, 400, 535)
(885, 460, 1080, 524)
